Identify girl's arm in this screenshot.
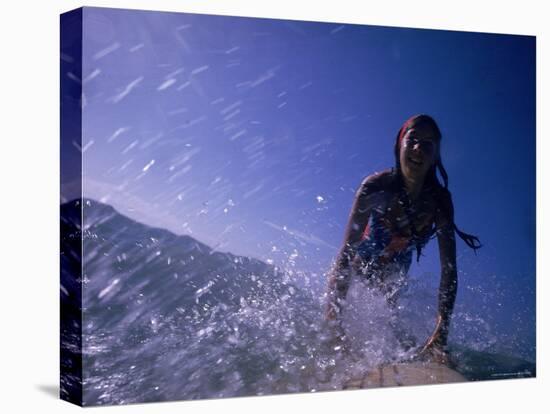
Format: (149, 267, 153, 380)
(326, 174, 380, 320)
(421, 188, 457, 355)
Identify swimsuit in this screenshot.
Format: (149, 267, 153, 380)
(355, 191, 436, 282)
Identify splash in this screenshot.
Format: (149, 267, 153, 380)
(80, 264, 420, 405)
(60, 200, 534, 406)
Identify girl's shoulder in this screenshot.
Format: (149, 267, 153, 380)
(359, 168, 396, 194)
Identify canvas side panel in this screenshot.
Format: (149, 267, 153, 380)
(60, 7, 84, 407)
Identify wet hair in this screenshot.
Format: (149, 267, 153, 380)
(393, 114, 482, 258)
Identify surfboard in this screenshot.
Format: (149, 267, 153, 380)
(343, 361, 467, 389)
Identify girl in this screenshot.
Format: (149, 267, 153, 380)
(326, 114, 481, 362)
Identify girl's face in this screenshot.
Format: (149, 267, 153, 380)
(399, 122, 439, 182)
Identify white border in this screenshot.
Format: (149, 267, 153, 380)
(0, 1, 546, 412)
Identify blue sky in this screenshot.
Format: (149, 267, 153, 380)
(75, 7, 535, 358)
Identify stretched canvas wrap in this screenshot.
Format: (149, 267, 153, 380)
(60, 6, 536, 407)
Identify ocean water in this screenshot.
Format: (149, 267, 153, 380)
(79, 280, 410, 404)
(60, 200, 535, 406)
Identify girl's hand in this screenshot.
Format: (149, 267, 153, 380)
(417, 317, 452, 366)
(417, 338, 450, 365)
(325, 304, 337, 321)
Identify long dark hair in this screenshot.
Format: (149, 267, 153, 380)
(394, 114, 482, 258)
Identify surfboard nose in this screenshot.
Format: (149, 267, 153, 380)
(343, 362, 467, 389)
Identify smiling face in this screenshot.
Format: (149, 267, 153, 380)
(398, 121, 439, 183)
